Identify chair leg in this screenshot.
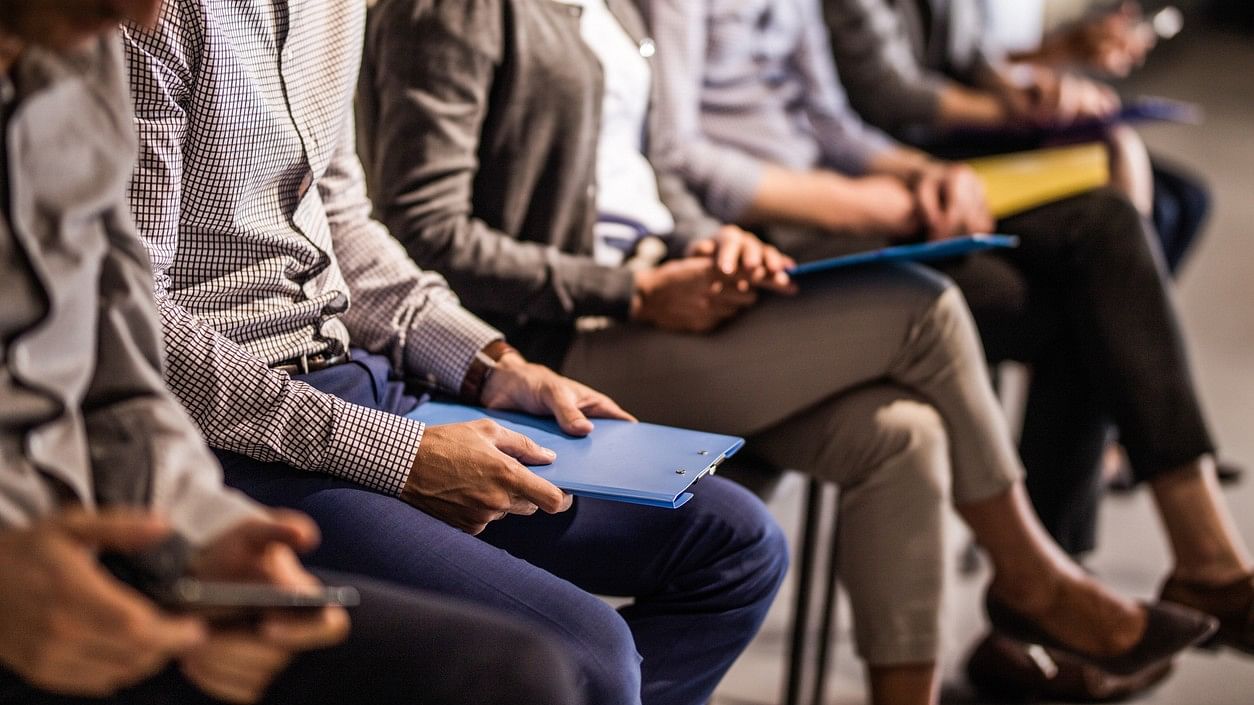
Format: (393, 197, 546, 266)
(783, 478, 824, 705)
(811, 506, 842, 705)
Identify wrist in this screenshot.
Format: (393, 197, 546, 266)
(630, 268, 656, 322)
(459, 340, 518, 405)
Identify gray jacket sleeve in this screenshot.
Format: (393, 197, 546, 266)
(822, 0, 945, 132)
(86, 203, 263, 548)
(362, 0, 635, 323)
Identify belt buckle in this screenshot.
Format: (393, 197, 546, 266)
(295, 353, 312, 375)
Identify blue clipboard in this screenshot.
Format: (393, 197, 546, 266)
(405, 401, 744, 509)
(950, 97, 1202, 142)
(787, 234, 1019, 277)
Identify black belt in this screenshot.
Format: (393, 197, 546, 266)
(271, 350, 351, 376)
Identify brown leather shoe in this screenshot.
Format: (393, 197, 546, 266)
(1161, 573, 1254, 655)
(985, 594, 1218, 676)
(966, 631, 1175, 703)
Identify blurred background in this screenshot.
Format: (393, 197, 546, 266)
(713, 1, 1254, 703)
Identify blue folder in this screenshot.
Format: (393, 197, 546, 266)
(787, 234, 1020, 277)
(405, 401, 745, 509)
(950, 96, 1202, 142)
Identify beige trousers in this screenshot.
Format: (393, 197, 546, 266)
(561, 264, 1023, 665)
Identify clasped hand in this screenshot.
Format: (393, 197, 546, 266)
(632, 226, 796, 334)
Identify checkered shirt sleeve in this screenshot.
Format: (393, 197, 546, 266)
(121, 0, 500, 496)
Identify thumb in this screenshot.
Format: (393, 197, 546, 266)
(55, 509, 173, 553)
(230, 513, 321, 554)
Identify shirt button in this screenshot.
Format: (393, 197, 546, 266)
(639, 39, 656, 59)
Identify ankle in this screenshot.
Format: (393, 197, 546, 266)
(1168, 562, 1251, 588)
(988, 572, 1061, 617)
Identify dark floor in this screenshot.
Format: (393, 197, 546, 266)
(713, 22, 1254, 705)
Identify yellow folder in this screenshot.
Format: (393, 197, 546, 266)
(966, 143, 1111, 218)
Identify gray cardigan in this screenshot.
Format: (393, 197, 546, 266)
(359, 0, 719, 366)
(822, 0, 998, 136)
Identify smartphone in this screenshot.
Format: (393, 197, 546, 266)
(153, 577, 361, 612)
(99, 537, 359, 623)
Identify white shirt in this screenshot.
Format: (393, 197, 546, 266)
(560, 0, 675, 266)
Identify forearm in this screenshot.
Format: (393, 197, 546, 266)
(936, 84, 1010, 130)
(742, 165, 911, 237)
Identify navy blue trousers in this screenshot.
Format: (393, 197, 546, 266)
(216, 352, 788, 705)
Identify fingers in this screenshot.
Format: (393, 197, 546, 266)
(738, 233, 764, 275)
(539, 385, 596, 436)
(758, 246, 797, 294)
(687, 238, 716, 258)
(715, 229, 742, 275)
(492, 425, 559, 463)
(261, 606, 350, 652)
(181, 635, 292, 705)
(484, 427, 568, 513)
(503, 462, 569, 515)
(913, 177, 945, 240)
(577, 389, 636, 422)
(226, 516, 320, 556)
(55, 510, 173, 553)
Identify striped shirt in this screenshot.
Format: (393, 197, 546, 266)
(123, 0, 501, 496)
(641, 0, 896, 221)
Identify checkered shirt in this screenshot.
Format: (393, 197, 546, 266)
(122, 0, 502, 496)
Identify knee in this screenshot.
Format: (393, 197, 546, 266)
(1074, 189, 1155, 256)
(493, 627, 588, 705)
(560, 599, 642, 705)
(692, 478, 790, 598)
(870, 398, 952, 504)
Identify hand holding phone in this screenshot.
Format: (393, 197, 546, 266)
(88, 509, 350, 703)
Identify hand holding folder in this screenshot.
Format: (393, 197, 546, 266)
(407, 401, 744, 509)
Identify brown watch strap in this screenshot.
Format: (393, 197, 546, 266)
(459, 340, 517, 404)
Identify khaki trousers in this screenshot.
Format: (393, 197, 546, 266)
(561, 264, 1023, 665)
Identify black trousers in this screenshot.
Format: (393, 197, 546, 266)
(0, 571, 583, 705)
(771, 187, 1216, 555)
(944, 188, 1214, 553)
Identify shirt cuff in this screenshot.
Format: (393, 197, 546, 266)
(170, 483, 268, 548)
(324, 398, 427, 497)
(403, 299, 503, 394)
(700, 150, 767, 223)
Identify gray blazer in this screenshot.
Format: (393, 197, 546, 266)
(823, 0, 997, 135)
(0, 38, 260, 544)
(359, 0, 719, 366)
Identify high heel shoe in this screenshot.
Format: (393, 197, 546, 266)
(965, 630, 1176, 703)
(1161, 572, 1254, 655)
(985, 593, 1217, 676)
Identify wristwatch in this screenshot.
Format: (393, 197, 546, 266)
(460, 340, 518, 404)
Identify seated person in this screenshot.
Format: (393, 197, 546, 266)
(643, 0, 1254, 659)
(357, 1, 1216, 704)
(0, 3, 581, 705)
(120, 2, 789, 704)
(823, 0, 1208, 272)
(822, 0, 1230, 538)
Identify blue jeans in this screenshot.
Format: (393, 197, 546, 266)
(216, 351, 788, 705)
